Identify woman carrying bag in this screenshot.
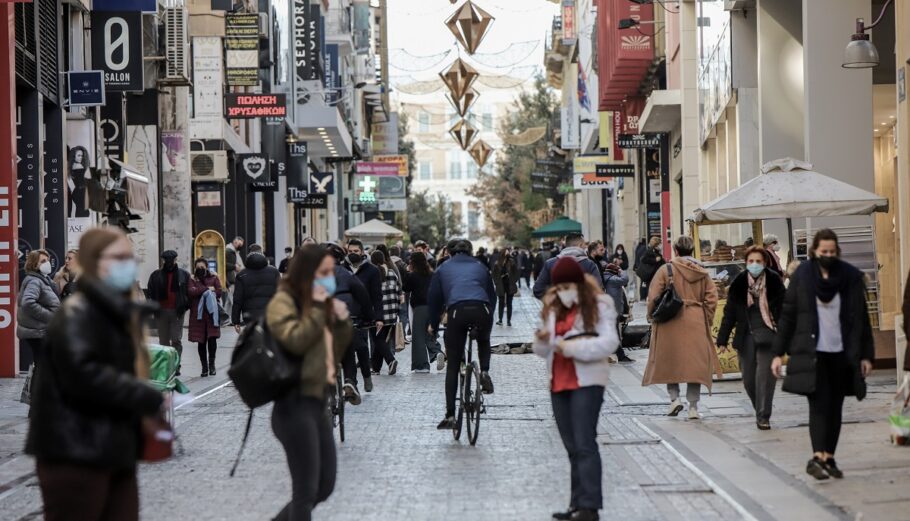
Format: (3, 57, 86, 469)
(188, 258, 223, 377)
(716, 246, 785, 430)
(266, 245, 352, 520)
(492, 248, 520, 326)
(772, 229, 874, 480)
(533, 257, 619, 521)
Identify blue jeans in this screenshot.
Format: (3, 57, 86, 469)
(551, 386, 604, 510)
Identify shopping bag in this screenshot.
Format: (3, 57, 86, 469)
(890, 375, 910, 446)
(19, 364, 34, 405)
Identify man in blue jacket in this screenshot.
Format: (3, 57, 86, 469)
(533, 232, 604, 299)
(427, 239, 496, 431)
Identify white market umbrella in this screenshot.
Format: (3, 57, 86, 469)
(343, 218, 404, 239)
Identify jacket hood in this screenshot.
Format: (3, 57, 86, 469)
(557, 246, 587, 260)
(670, 257, 710, 283)
(245, 252, 269, 270)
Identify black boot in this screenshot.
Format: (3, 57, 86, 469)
(209, 359, 216, 376)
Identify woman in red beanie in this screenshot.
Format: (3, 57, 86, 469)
(533, 257, 619, 521)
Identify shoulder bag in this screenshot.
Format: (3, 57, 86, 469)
(651, 264, 683, 324)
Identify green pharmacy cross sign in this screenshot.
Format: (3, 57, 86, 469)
(358, 175, 377, 203)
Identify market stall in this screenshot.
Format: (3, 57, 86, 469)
(343, 219, 404, 241)
(531, 215, 582, 239)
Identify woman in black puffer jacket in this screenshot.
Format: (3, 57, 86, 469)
(26, 227, 163, 521)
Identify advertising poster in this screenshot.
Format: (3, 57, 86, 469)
(127, 125, 159, 284)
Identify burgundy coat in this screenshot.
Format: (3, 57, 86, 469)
(188, 273, 222, 342)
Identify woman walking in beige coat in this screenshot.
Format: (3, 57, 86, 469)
(641, 236, 720, 419)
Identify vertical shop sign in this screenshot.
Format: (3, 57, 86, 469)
(16, 91, 42, 280)
(91, 11, 144, 92)
(100, 93, 124, 160)
(225, 13, 259, 86)
(659, 134, 671, 260)
(645, 147, 662, 248)
(561, 1, 576, 45)
(191, 36, 224, 139)
(325, 44, 340, 102)
(287, 142, 308, 202)
(294, 0, 310, 84)
(612, 111, 623, 161)
(307, 4, 322, 80)
(43, 106, 66, 273)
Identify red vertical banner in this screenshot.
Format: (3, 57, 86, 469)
(612, 110, 623, 161)
(0, 4, 19, 377)
(621, 96, 647, 134)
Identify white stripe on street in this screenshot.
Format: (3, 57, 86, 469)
(175, 380, 233, 410)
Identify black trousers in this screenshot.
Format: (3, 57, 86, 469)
(443, 302, 492, 416)
(370, 325, 396, 372)
(807, 352, 850, 454)
(156, 309, 184, 358)
(343, 329, 371, 385)
(271, 392, 336, 521)
(497, 293, 514, 323)
(197, 338, 217, 369)
(37, 461, 138, 521)
(551, 386, 604, 511)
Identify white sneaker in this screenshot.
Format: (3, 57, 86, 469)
(436, 353, 446, 371)
(667, 399, 684, 417)
(413, 368, 430, 374)
(688, 406, 700, 420)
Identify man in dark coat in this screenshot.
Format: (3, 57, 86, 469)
(533, 233, 604, 299)
(146, 250, 190, 374)
(231, 248, 280, 331)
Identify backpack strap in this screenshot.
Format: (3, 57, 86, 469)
(229, 409, 255, 477)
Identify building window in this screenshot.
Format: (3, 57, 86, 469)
(418, 111, 430, 133)
(419, 161, 431, 180)
(466, 155, 478, 179)
(482, 111, 493, 131)
(448, 151, 462, 180)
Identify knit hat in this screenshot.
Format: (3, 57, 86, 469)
(551, 257, 584, 285)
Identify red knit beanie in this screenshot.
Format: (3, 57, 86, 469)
(551, 257, 585, 285)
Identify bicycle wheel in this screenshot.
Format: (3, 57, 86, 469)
(466, 361, 482, 445)
(453, 369, 466, 440)
(336, 375, 345, 443)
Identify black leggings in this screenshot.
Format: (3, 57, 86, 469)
(370, 325, 396, 373)
(343, 329, 371, 385)
(497, 293, 514, 323)
(197, 338, 217, 369)
(443, 302, 492, 417)
(807, 352, 850, 454)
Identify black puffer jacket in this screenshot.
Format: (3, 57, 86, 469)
(772, 260, 875, 398)
(26, 280, 163, 469)
(146, 265, 190, 313)
(231, 252, 280, 325)
(716, 270, 785, 350)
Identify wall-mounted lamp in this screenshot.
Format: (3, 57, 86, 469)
(842, 0, 892, 69)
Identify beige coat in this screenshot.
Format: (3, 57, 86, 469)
(641, 257, 720, 389)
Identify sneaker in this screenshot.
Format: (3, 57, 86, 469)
(688, 406, 700, 420)
(343, 383, 362, 406)
(388, 359, 398, 375)
(436, 353, 446, 371)
(496, 320, 503, 326)
(667, 399, 683, 417)
(756, 419, 771, 430)
(553, 509, 577, 521)
(806, 457, 830, 480)
(371, 369, 381, 376)
(437, 416, 456, 430)
(364, 377, 373, 393)
(821, 458, 844, 479)
(413, 368, 430, 374)
(617, 354, 634, 363)
(570, 510, 599, 521)
(480, 371, 494, 394)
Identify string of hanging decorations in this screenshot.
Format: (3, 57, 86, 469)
(389, 41, 540, 72)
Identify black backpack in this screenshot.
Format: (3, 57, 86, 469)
(227, 316, 300, 476)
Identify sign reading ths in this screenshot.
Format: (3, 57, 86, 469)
(616, 133, 662, 149)
(91, 11, 144, 92)
(67, 71, 105, 107)
(287, 142, 308, 202)
(224, 94, 287, 118)
(595, 164, 635, 178)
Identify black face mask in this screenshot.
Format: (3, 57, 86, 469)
(195, 267, 207, 278)
(817, 256, 838, 270)
(163, 259, 176, 270)
(347, 253, 362, 265)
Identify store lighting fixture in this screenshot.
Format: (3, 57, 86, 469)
(843, 0, 892, 69)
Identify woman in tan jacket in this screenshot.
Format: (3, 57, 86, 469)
(266, 245, 352, 521)
(641, 236, 720, 420)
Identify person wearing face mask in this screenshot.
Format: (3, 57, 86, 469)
(613, 244, 629, 271)
(279, 247, 294, 275)
(771, 229, 874, 480)
(17, 249, 61, 372)
(762, 234, 784, 276)
(716, 246, 785, 430)
(188, 258, 223, 377)
(266, 245, 352, 521)
(26, 227, 164, 521)
(641, 236, 719, 420)
(146, 251, 191, 376)
(533, 257, 619, 521)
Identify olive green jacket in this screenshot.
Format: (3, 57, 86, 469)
(266, 291, 353, 400)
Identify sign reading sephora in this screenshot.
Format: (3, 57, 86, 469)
(91, 12, 144, 92)
(294, 0, 310, 86)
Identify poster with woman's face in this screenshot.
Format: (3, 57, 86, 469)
(65, 119, 98, 245)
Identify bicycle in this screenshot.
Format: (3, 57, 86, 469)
(453, 325, 484, 445)
(327, 363, 345, 442)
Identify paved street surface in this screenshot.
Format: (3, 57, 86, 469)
(1, 293, 908, 520)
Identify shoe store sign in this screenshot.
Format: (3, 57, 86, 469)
(91, 12, 144, 92)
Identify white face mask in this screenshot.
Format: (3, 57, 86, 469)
(556, 288, 578, 308)
(39, 262, 52, 275)
(773, 244, 782, 252)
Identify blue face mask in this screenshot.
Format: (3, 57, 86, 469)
(314, 275, 337, 296)
(104, 259, 138, 292)
(746, 263, 765, 278)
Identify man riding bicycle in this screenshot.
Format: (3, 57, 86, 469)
(427, 239, 496, 430)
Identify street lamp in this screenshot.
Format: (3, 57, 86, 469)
(842, 0, 892, 69)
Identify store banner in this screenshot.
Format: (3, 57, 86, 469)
(374, 154, 409, 176)
(306, 4, 322, 80)
(616, 133, 662, 149)
(126, 125, 159, 285)
(225, 13, 259, 86)
(67, 71, 105, 107)
(325, 44, 340, 102)
(237, 153, 275, 192)
(294, 0, 311, 83)
(309, 172, 334, 194)
(598, 111, 612, 154)
(612, 111, 624, 160)
(573, 173, 612, 190)
(100, 93, 124, 161)
(353, 174, 379, 204)
(561, 1, 576, 45)
(595, 164, 635, 178)
(572, 154, 611, 174)
(91, 12, 144, 92)
(92, 0, 156, 11)
(621, 96, 646, 134)
(645, 146, 662, 245)
(43, 107, 66, 274)
(614, 1, 653, 62)
(287, 142, 308, 202)
(356, 161, 399, 176)
(191, 37, 224, 139)
(16, 90, 42, 280)
(224, 93, 287, 119)
(371, 113, 399, 155)
(295, 194, 328, 209)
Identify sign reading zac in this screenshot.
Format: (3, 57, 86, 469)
(224, 94, 287, 118)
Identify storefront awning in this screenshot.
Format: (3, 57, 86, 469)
(531, 216, 582, 238)
(295, 97, 354, 159)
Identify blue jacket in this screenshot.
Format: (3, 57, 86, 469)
(533, 247, 604, 299)
(427, 253, 496, 330)
(197, 288, 220, 327)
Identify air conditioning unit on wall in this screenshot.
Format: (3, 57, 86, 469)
(190, 151, 229, 182)
(162, 5, 190, 85)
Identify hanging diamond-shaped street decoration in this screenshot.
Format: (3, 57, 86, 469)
(449, 119, 479, 151)
(445, 0, 495, 55)
(469, 139, 493, 167)
(439, 58, 479, 102)
(447, 87, 479, 117)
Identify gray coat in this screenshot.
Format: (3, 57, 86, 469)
(17, 272, 61, 339)
(602, 270, 629, 318)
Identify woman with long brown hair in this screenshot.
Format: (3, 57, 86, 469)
(26, 227, 163, 521)
(532, 257, 619, 521)
(492, 246, 520, 326)
(266, 245, 352, 520)
(404, 251, 444, 372)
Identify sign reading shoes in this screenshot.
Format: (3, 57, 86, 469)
(91, 12, 144, 92)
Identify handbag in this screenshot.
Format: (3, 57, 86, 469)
(227, 317, 301, 409)
(651, 264, 683, 323)
(141, 414, 174, 463)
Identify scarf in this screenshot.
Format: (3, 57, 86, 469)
(812, 259, 846, 303)
(746, 272, 775, 330)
